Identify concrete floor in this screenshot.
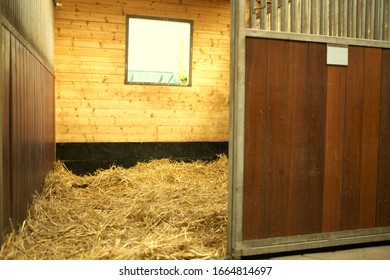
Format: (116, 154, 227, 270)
(269, 243, 390, 260)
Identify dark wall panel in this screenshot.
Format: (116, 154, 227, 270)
(377, 49, 390, 227)
(1, 26, 12, 230)
(321, 66, 346, 233)
(243, 39, 328, 239)
(1, 25, 55, 233)
(359, 47, 382, 229)
(263, 39, 289, 238)
(285, 41, 309, 236)
(243, 37, 268, 240)
(306, 43, 327, 235)
(340, 46, 365, 231)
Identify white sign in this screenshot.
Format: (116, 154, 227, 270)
(327, 45, 348, 66)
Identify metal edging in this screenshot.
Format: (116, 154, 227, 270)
(239, 227, 390, 257)
(0, 0, 4, 245)
(245, 29, 390, 49)
(228, 0, 246, 259)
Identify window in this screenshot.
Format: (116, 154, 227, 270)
(125, 15, 193, 86)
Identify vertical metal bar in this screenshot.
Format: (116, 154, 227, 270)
(311, 0, 319, 34)
(301, 0, 309, 33)
(356, 0, 361, 38)
(340, 0, 348, 37)
(376, 0, 385, 40)
(360, 0, 367, 39)
(260, 0, 268, 30)
(349, 0, 357, 38)
(329, 0, 338, 36)
(320, 0, 329, 35)
(271, 0, 278, 30)
(366, 0, 375, 39)
(387, 0, 390, 41)
(329, 0, 335, 36)
(291, 0, 299, 32)
(249, 0, 257, 28)
(281, 0, 289, 31)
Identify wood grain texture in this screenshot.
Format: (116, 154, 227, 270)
(243, 39, 389, 240)
(323, 65, 346, 233)
(377, 49, 390, 227)
(359, 47, 382, 228)
(306, 42, 327, 234)
(285, 41, 309, 236)
(243, 37, 268, 240)
(263, 39, 289, 238)
(1, 27, 12, 230)
(341, 46, 365, 230)
(243, 39, 328, 239)
(3, 30, 55, 229)
(54, 0, 231, 142)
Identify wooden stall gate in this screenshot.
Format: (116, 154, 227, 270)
(229, 0, 390, 258)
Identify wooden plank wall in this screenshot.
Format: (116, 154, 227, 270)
(1, 24, 55, 234)
(243, 37, 390, 240)
(55, 0, 230, 143)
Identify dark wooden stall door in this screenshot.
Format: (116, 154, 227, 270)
(243, 38, 327, 239)
(243, 38, 390, 240)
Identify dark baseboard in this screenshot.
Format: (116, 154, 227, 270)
(56, 142, 228, 175)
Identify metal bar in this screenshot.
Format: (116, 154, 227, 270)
(291, 0, 299, 32)
(245, 29, 390, 49)
(260, 0, 268, 30)
(271, 0, 278, 30)
(320, 0, 329, 35)
(353, 0, 358, 38)
(329, 0, 338, 36)
(360, 0, 367, 39)
(249, 0, 257, 28)
(368, 0, 375, 39)
(329, 0, 334, 35)
(240, 227, 390, 257)
(311, 0, 319, 34)
(384, 1, 390, 41)
(376, 0, 385, 40)
(356, 0, 361, 38)
(301, 0, 310, 33)
(281, 0, 289, 31)
(339, 0, 348, 37)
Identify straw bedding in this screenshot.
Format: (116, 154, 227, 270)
(0, 155, 228, 260)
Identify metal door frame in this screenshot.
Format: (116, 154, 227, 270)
(228, 0, 390, 259)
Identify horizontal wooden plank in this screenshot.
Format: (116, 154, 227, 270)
(56, 124, 228, 136)
(56, 99, 228, 111)
(55, 36, 230, 50)
(56, 0, 230, 19)
(56, 108, 229, 120)
(56, 89, 228, 102)
(57, 133, 228, 143)
(57, 116, 228, 127)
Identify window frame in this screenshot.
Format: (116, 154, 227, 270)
(125, 14, 194, 86)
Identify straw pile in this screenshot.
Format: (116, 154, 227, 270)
(0, 155, 228, 260)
